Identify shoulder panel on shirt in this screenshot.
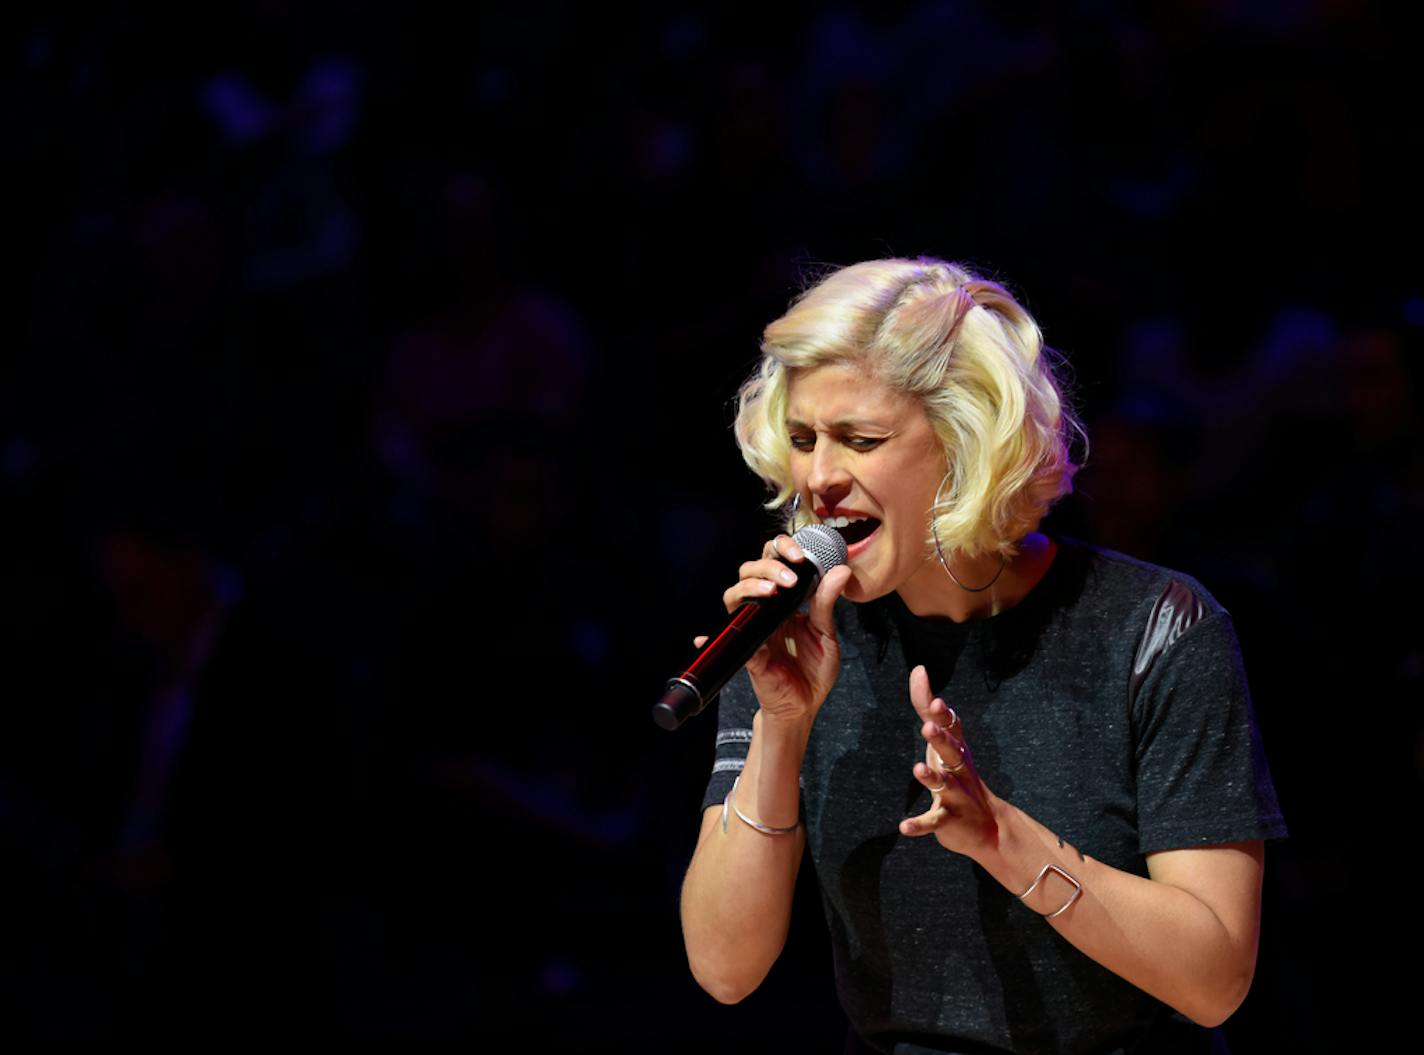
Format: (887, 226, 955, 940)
(1129, 578, 1205, 709)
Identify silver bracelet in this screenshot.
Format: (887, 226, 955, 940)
(1016, 862, 1083, 919)
(722, 775, 800, 835)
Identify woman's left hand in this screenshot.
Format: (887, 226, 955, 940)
(896, 666, 1266, 1027)
(898, 664, 1002, 857)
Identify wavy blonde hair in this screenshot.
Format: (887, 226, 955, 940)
(733, 257, 1081, 558)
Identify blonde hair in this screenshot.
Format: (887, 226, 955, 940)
(733, 257, 1081, 558)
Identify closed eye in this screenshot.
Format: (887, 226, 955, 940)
(788, 432, 889, 452)
(846, 436, 886, 451)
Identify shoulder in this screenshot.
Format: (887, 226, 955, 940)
(1059, 537, 1228, 619)
(1049, 539, 1239, 695)
(1053, 538, 1230, 642)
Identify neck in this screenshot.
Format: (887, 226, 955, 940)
(897, 532, 1057, 623)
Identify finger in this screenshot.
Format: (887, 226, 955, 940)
(738, 557, 800, 589)
(925, 720, 968, 773)
(914, 760, 955, 796)
(766, 534, 804, 563)
(924, 718, 965, 756)
(928, 697, 960, 733)
(726, 552, 799, 612)
(899, 800, 947, 837)
(908, 665, 934, 722)
(807, 564, 852, 636)
(693, 635, 709, 649)
(738, 555, 802, 598)
(723, 578, 779, 613)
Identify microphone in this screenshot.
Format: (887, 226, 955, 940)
(651, 524, 847, 731)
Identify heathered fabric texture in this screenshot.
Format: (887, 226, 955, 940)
(701, 539, 1285, 1055)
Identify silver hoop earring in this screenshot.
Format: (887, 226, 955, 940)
(784, 493, 802, 532)
(931, 471, 1007, 593)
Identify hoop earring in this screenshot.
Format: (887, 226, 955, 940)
(931, 471, 1007, 593)
(784, 493, 802, 532)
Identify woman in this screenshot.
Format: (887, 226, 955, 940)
(679, 258, 1285, 1054)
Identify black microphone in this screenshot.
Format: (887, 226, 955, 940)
(651, 524, 847, 731)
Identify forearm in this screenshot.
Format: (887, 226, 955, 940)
(680, 710, 810, 1004)
(974, 801, 1263, 1027)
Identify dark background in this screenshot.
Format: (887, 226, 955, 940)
(6, 2, 1420, 1047)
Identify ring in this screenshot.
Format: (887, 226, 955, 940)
(926, 782, 946, 794)
(943, 706, 959, 730)
(934, 746, 968, 775)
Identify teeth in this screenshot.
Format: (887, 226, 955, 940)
(823, 515, 870, 528)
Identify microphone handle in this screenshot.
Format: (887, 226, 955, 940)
(651, 560, 818, 731)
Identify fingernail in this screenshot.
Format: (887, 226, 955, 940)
(789, 544, 803, 560)
(780, 569, 796, 585)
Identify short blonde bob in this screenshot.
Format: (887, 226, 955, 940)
(733, 257, 1081, 559)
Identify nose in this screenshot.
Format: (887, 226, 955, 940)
(806, 440, 852, 510)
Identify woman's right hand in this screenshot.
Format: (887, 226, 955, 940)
(700, 534, 853, 727)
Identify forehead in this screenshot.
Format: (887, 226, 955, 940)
(785, 363, 918, 425)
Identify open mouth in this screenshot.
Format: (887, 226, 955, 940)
(821, 515, 881, 547)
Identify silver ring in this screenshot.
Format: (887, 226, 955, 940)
(926, 783, 946, 794)
(935, 745, 968, 775)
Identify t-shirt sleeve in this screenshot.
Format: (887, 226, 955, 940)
(699, 670, 760, 813)
(1131, 606, 1287, 854)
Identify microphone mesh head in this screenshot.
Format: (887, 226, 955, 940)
(793, 523, 848, 577)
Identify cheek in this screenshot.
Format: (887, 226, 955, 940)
(892, 514, 928, 566)
(888, 473, 938, 550)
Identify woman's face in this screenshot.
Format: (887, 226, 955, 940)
(786, 363, 947, 603)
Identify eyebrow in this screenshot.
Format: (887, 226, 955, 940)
(785, 417, 893, 432)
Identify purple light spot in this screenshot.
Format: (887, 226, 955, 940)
(198, 73, 276, 146)
(540, 958, 582, 996)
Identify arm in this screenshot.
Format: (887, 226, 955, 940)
(680, 709, 811, 1004)
(978, 806, 1263, 1026)
(679, 538, 852, 1003)
(902, 667, 1265, 1027)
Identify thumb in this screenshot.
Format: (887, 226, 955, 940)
(807, 564, 852, 635)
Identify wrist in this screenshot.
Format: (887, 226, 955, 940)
(754, 707, 814, 747)
(973, 798, 1085, 919)
(965, 792, 1022, 876)
(744, 709, 810, 830)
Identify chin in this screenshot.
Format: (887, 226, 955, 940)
(841, 570, 891, 604)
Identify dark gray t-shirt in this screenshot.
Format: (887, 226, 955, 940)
(701, 539, 1286, 1055)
